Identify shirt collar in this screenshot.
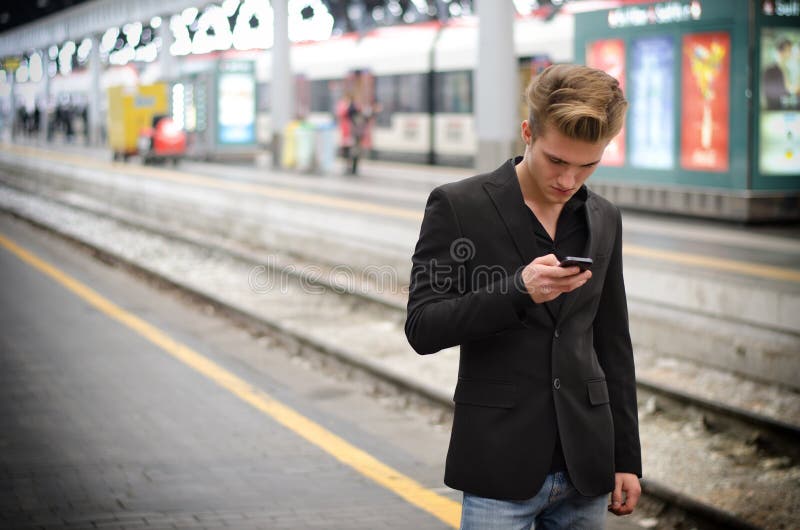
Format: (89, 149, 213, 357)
(567, 185, 589, 212)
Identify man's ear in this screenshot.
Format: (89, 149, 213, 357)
(521, 120, 532, 145)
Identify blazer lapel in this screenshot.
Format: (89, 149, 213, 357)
(484, 160, 559, 325)
(482, 159, 540, 265)
(554, 192, 601, 325)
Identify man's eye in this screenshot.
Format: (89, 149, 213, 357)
(549, 157, 564, 165)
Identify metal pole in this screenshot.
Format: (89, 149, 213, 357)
(40, 52, 51, 143)
(159, 17, 176, 82)
(271, 0, 293, 168)
(88, 35, 101, 146)
(8, 71, 16, 141)
(475, 0, 516, 173)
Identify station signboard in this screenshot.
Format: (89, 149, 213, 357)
(629, 35, 675, 169)
(216, 60, 256, 146)
(758, 26, 800, 175)
(586, 39, 626, 167)
(680, 31, 730, 172)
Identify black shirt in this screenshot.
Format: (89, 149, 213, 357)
(527, 186, 589, 473)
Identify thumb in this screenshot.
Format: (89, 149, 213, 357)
(533, 253, 560, 266)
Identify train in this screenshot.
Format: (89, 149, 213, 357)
(278, 13, 574, 166)
(9, 12, 573, 167)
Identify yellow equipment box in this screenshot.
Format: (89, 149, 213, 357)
(107, 83, 168, 160)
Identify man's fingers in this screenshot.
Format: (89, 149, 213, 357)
(568, 270, 592, 288)
(544, 263, 583, 278)
(524, 256, 591, 303)
(623, 478, 641, 511)
(609, 504, 634, 516)
(608, 474, 641, 516)
(610, 478, 623, 510)
(529, 254, 591, 279)
(608, 474, 624, 513)
(550, 270, 592, 291)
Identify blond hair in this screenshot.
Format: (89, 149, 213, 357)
(526, 64, 627, 143)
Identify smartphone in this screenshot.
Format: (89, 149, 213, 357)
(559, 256, 593, 271)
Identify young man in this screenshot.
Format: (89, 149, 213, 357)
(405, 64, 642, 529)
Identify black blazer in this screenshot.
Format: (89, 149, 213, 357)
(405, 159, 641, 500)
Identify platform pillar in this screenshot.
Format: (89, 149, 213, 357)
(158, 17, 177, 82)
(39, 53, 51, 143)
(271, 0, 293, 168)
(88, 35, 102, 147)
(7, 70, 16, 141)
(475, 0, 516, 173)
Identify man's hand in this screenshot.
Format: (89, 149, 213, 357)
(608, 473, 641, 516)
(521, 254, 591, 304)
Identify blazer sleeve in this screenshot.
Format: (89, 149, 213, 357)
(593, 208, 642, 477)
(405, 186, 535, 355)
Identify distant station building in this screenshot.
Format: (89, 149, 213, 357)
(0, 0, 797, 221)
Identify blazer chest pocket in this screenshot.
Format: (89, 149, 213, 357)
(453, 378, 517, 409)
(587, 379, 610, 406)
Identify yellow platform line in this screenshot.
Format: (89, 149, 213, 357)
(623, 243, 800, 283)
(2, 143, 799, 283)
(0, 232, 461, 529)
(0, 143, 423, 221)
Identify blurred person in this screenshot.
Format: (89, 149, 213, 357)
(346, 97, 380, 175)
(80, 105, 88, 142)
(32, 106, 40, 135)
(15, 106, 27, 137)
(336, 89, 357, 173)
(64, 104, 74, 142)
(405, 64, 641, 529)
(337, 91, 378, 176)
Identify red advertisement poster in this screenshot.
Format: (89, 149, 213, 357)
(680, 32, 730, 172)
(587, 39, 626, 167)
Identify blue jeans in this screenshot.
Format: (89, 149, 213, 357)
(460, 471, 607, 530)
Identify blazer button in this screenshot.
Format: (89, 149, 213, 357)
(554, 329, 560, 338)
(553, 378, 561, 390)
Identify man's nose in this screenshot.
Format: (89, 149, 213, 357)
(557, 167, 579, 188)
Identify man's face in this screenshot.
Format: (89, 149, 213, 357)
(521, 122, 609, 206)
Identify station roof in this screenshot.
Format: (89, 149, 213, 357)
(0, 0, 208, 57)
(0, 0, 485, 58)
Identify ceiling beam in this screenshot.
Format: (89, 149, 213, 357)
(0, 0, 210, 57)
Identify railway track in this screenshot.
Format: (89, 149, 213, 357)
(0, 179, 797, 529)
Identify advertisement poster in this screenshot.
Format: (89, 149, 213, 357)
(586, 39, 626, 166)
(759, 27, 800, 175)
(680, 32, 730, 172)
(629, 36, 675, 169)
(217, 62, 256, 145)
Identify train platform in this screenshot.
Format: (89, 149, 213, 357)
(0, 210, 648, 530)
(0, 139, 799, 528)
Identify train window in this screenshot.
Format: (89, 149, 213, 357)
(374, 76, 395, 127)
(328, 80, 344, 116)
(310, 79, 333, 113)
(373, 73, 430, 127)
(434, 71, 472, 113)
(396, 74, 429, 113)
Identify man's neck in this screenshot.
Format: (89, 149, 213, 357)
(516, 172, 563, 239)
(527, 199, 562, 240)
